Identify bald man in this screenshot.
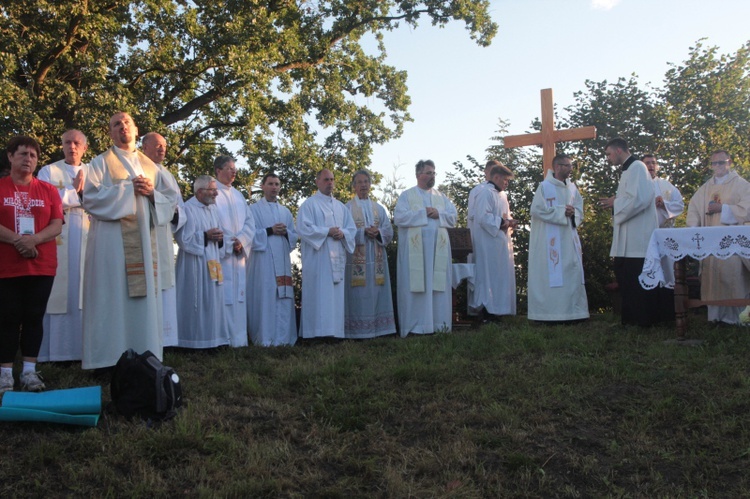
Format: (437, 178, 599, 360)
(37, 129, 89, 362)
(81, 112, 180, 369)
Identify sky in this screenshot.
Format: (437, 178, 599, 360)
(365, 0, 750, 188)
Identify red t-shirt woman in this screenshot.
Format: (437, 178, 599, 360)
(0, 136, 63, 394)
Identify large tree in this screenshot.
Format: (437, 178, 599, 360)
(1, 0, 496, 201)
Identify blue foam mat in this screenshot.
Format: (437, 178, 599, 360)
(0, 386, 101, 427)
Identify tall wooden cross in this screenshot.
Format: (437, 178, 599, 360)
(504, 88, 597, 178)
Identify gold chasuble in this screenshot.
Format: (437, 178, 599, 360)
(406, 188, 450, 292)
(349, 197, 385, 287)
(102, 147, 159, 297)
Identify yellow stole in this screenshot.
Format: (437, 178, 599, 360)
(349, 197, 385, 287)
(102, 147, 158, 298)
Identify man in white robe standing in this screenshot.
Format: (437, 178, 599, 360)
(213, 155, 255, 347)
(466, 159, 502, 313)
(37, 129, 89, 361)
(687, 150, 750, 325)
(82, 112, 180, 369)
(247, 173, 298, 346)
(394, 160, 457, 336)
(642, 154, 684, 228)
(142, 132, 184, 347)
(528, 154, 589, 322)
(467, 160, 502, 227)
(297, 169, 356, 339)
(469, 163, 518, 320)
(599, 138, 659, 327)
(344, 170, 396, 339)
(174, 176, 227, 348)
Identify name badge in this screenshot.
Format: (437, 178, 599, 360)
(19, 216, 35, 235)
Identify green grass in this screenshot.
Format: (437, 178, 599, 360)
(3, 313, 750, 497)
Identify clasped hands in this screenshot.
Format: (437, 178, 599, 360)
(14, 235, 38, 259)
(425, 207, 439, 219)
(271, 223, 287, 236)
(364, 225, 379, 239)
(328, 227, 345, 240)
(206, 228, 223, 244)
(500, 218, 518, 232)
(133, 175, 154, 198)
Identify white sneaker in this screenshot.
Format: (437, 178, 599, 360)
(20, 371, 45, 392)
(0, 370, 13, 394)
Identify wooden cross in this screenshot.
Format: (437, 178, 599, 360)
(503, 88, 597, 178)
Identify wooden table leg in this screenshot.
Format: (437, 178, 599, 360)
(673, 258, 688, 340)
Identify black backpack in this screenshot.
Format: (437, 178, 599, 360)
(110, 349, 183, 421)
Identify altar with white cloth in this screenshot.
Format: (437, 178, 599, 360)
(639, 226, 750, 338)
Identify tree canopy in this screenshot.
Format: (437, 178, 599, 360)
(1, 0, 497, 201)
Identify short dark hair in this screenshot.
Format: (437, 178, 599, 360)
(213, 155, 234, 173)
(711, 150, 732, 161)
(605, 137, 629, 152)
(351, 169, 371, 188)
(552, 154, 573, 166)
(489, 164, 513, 178)
(261, 172, 279, 185)
(641, 154, 656, 161)
(415, 159, 435, 175)
(6, 136, 41, 157)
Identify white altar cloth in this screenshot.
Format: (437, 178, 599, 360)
(452, 263, 475, 289)
(639, 226, 750, 289)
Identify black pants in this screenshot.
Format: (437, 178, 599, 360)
(614, 257, 661, 327)
(0, 275, 55, 363)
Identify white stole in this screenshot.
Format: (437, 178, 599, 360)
(541, 179, 584, 287)
(258, 200, 294, 298)
(406, 188, 449, 292)
(319, 194, 346, 284)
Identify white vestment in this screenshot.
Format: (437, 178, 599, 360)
(297, 192, 356, 338)
(37, 160, 89, 361)
(344, 197, 396, 339)
(215, 182, 255, 347)
(81, 147, 178, 369)
(247, 199, 298, 346)
(528, 171, 589, 321)
(155, 163, 184, 347)
(394, 186, 457, 336)
(469, 183, 516, 315)
(610, 160, 657, 258)
(174, 197, 227, 348)
(653, 177, 684, 228)
(687, 170, 750, 324)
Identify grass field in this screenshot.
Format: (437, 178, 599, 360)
(2, 313, 749, 497)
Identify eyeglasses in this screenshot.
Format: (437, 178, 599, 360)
(710, 160, 730, 166)
(419, 171, 436, 176)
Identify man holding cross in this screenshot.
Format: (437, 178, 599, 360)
(599, 138, 659, 327)
(687, 150, 750, 325)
